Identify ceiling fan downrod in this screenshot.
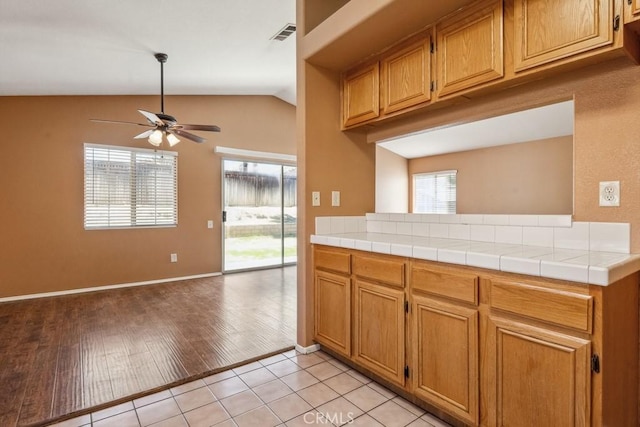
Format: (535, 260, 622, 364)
(154, 53, 168, 114)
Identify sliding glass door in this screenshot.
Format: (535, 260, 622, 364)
(222, 159, 297, 272)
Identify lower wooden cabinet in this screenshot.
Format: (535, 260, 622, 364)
(412, 295, 479, 425)
(314, 269, 351, 357)
(353, 279, 406, 386)
(311, 245, 639, 426)
(485, 317, 591, 427)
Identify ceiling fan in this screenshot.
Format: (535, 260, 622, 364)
(91, 53, 221, 147)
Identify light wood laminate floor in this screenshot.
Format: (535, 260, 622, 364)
(0, 267, 296, 427)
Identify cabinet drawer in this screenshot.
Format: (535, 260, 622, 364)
(314, 248, 351, 275)
(353, 254, 405, 288)
(490, 281, 593, 333)
(412, 266, 478, 305)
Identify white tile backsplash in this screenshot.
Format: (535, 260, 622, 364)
(460, 214, 484, 225)
(367, 220, 383, 233)
(439, 215, 461, 224)
(470, 225, 495, 243)
(344, 217, 365, 233)
(449, 224, 470, 240)
(589, 222, 630, 253)
(509, 215, 539, 226)
(483, 214, 510, 225)
(554, 222, 589, 250)
(420, 214, 440, 223)
(522, 226, 554, 247)
(315, 217, 332, 235)
(382, 221, 397, 234)
(330, 217, 345, 234)
(430, 223, 449, 238)
(388, 213, 407, 222)
(396, 222, 413, 236)
(412, 222, 429, 237)
(495, 226, 523, 245)
(538, 215, 572, 227)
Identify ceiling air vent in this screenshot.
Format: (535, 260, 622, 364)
(271, 23, 296, 41)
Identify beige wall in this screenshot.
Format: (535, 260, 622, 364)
(0, 95, 295, 298)
(376, 146, 409, 213)
(407, 136, 573, 214)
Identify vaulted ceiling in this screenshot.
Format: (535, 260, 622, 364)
(0, 0, 297, 104)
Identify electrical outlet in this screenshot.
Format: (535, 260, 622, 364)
(170, 253, 178, 263)
(312, 191, 320, 207)
(207, 220, 214, 229)
(599, 181, 620, 207)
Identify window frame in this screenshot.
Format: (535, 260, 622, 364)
(83, 143, 178, 230)
(412, 170, 457, 214)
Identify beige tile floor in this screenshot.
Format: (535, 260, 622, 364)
(50, 350, 453, 427)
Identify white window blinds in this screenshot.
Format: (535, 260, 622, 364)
(84, 144, 178, 229)
(413, 170, 457, 214)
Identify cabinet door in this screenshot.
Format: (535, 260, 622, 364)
(314, 270, 351, 357)
(353, 279, 405, 386)
(381, 37, 432, 114)
(486, 317, 591, 427)
(342, 62, 379, 128)
(514, 0, 613, 72)
(436, 0, 504, 97)
(412, 296, 478, 425)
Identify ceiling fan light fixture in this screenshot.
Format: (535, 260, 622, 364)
(167, 133, 180, 147)
(148, 129, 163, 146)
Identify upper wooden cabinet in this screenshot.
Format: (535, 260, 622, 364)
(513, 0, 613, 72)
(381, 36, 432, 114)
(635, 0, 640, 15)
(436, 0, 504, 97)
(341, 62, 379, 128)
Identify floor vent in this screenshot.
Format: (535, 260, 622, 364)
(271, 23, 296, 41)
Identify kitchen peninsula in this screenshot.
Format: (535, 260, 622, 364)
(311, 214, 640, 426)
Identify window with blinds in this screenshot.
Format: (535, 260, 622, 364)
(84, 144, 178, 229)
(413, 170, 457, 214)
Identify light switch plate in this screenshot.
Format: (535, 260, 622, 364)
(331, 191, 340, 207)
(207, 220, 214, 229)
(312, 191, 320, 206)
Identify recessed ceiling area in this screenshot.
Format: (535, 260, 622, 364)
(378, 100, 575, 159)
(0, 0, 296, 104)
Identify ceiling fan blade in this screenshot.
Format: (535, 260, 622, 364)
(134, 129, 154, 139)
(179, 124, 221, 132)
(138, 110, 164, 126)
(91, 119, 151, 127)
(172, 129, 206, 143)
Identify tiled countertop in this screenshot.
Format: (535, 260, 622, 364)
(310, 232, 640, 286)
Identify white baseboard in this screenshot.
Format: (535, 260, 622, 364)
(295, 343, 321, 354)
(0, 272, 223, 303)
